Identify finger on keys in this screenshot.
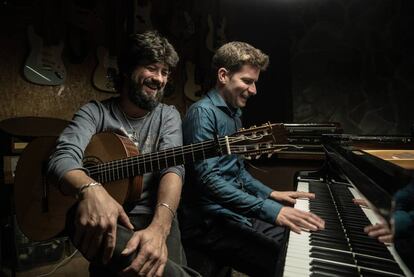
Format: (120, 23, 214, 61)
(289, 222, 302, 234)
(364, 223, 384, 233)
(306, 212, 325, 230)
(298, 218, 318, 232)
(379, 234, 393, 244)
(353, 198, 368, 207)
(296, 191, 315, 200)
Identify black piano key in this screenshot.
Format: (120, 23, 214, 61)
(359, 267, 405, 277)
(310, 236, 349, 246)
(351, 245, 394, 260)
(310, 273, 338, 277)
(311, 270, 352, 277)
(310, 240, 351, 251)
(311, 232, 347, 240)
(355, 254, 404, 275)
(310, 248, 355, 265)
(310, 260, 360, 276)
(351, 242, 388, 254)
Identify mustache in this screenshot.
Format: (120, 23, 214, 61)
(143, 79, 162, 90)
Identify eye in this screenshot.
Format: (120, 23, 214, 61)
(146, 65, 157, 72)
(242, 78, 255, 85)
(161, 69, 170, 77)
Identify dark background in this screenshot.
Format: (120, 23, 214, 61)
(1, 0, 413, 134)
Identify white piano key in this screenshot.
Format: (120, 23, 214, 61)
(283, 181, 311, 276)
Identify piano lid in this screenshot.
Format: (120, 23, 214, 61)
(322, 134, 414, 220)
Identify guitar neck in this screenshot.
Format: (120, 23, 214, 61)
(87, 138, 225, 183)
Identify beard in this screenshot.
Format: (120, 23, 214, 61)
(127, 78, 164, 111)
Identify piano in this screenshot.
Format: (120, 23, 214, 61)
(280, 134, 414, 277)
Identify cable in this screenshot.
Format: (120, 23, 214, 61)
(36, 249, 79, 277)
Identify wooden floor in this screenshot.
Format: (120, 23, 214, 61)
(1, 251, 89, 277)
(1, 252, 251, 277)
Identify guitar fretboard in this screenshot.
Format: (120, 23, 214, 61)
(87, 138, 224, 183)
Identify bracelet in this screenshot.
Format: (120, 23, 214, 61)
(156, 202, 176, 218)
(76, 182, 102, 199)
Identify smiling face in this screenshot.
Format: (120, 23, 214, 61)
(127, 62, 170, 111)
(218, 64, 260, 109)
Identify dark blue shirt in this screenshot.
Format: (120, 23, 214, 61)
(182, 90, 282, 226)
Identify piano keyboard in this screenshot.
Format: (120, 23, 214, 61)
(283, 176, 413, 277)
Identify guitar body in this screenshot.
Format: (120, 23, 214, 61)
(14, 133, 142, 242)
(23, 25, 66, 86)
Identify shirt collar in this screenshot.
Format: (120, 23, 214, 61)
(207, 89, 242, 117)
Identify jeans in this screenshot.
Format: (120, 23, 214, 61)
(87, 214, 200, 277)
(181, 215, 286, 277)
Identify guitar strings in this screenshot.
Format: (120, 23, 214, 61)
(86, 140, 277, 177)
(86, 134, 285, 181)
(86, 135, 277, 173)
(86, 135, 242, 173)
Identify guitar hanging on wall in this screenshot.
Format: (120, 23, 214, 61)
(23, 25, 66, 86)
(14, 123, 293, 242)
(92, 0, 125, 93)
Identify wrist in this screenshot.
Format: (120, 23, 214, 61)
(76, 182, 102, 200)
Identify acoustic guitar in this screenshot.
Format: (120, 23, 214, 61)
(14, 123, 289, 242)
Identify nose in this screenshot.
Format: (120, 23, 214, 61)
(150, 71, 167, 87)
(248, 83, 257, 95)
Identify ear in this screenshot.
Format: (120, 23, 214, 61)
(217, 67, 228, 84)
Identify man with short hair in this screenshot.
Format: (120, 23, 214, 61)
(180, 41, 325, 277)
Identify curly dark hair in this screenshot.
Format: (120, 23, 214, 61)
(212, 41, 269, 75)
(118, 30, 179, 77)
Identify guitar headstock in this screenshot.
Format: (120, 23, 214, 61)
(226, 123, 300, 159)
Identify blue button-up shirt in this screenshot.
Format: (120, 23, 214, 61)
(182, 90, 282, 226)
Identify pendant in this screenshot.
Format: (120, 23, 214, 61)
(131, 130, 139, 143)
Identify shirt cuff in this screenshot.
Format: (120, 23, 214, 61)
(260, 198, 283, 224)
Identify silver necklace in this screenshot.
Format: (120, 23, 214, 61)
(121, 110, 139, 143)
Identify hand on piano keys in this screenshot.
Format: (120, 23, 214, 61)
(273, 197, 325, 234)
(353, 198, 394, 244)
(282, 177, 413, 277)
(270, 190, 316, 206)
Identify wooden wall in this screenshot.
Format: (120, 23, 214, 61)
(1, 0, 413, 134)
(0, 0, 194, 124)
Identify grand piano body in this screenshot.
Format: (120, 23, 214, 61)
(278, 132, 414, 276)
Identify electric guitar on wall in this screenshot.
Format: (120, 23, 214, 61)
(132, 0, 153, 34)
(14, 123, 291, 242)
(184, 61, 203, 102)
(92, 46, 119, 93)
(92, 0, 125, 93)
(23, 25, 66, 86)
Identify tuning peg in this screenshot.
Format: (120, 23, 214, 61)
(267, 153, 273, 158)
